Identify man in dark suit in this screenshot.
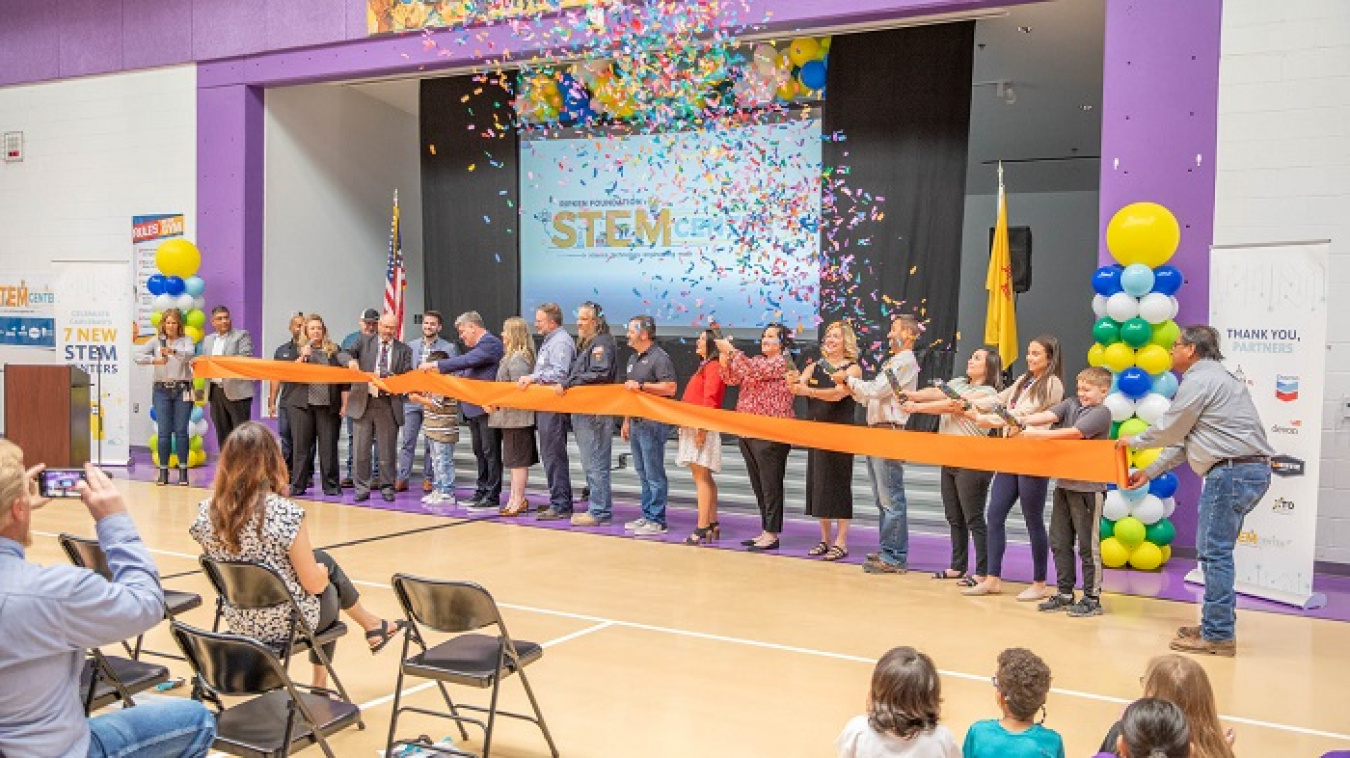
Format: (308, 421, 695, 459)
(344, 313, 413, 502)
(201, 305, 254, 446)
(419, 311, 503, 510)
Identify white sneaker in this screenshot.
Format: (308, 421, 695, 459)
(624, 518, 649, 531)
(420, 493, 440, 504)
(633, 522, 668, 537)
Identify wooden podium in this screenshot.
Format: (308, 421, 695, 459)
(4, 364, 91, 467)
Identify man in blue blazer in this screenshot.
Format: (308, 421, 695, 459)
(420, 311, 503, 510)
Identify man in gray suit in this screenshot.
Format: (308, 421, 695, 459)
(202, 305, 254, 446)
(344, 313, 412, 502)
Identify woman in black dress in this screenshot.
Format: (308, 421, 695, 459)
(791, 321, 862, 560)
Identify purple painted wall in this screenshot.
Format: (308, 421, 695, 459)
(1097, 0, 1222, 550)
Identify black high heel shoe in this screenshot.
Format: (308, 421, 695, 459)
(747, 538, 780, 552)
(708, 521, 721, 540)
(685, 525, 715, 545)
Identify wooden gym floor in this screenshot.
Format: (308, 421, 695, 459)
(27, 479, 1350, 757)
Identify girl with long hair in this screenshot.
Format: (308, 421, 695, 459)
(678, 329, 726, 545)
(1101, 655, 1234, 758)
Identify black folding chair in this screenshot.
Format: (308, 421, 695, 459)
(197, 557, 358, 713)
(170, 621, 361, 758)
(385, 575, 559, 758)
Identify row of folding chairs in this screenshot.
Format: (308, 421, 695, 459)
(57, 533, 560, 758)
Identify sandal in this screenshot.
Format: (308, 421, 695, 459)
(957, 575, 980, 588)
(366, 619, 407, 654)
(499, 498, 530, 517)
(823, 545, 849, 562)
(807, 541, 829, 557)
(933, 570, 966, 580)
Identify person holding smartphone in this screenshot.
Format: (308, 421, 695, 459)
(134, 307, 196, 487)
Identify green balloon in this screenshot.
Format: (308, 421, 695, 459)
(1115, 516, 1147, 548)
(1119, 317, 1153, 348)
(1145, 518, 1176, 547)
(1110, 421, 1122, 440)
(1119, 417, 1148, 439)
(1100, 516, 1115, 539)
(1092, 317, 1122, 346)
(1150, 319, 1181, 349)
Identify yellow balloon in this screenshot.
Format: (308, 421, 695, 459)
(775, 78, 799, 101)
(155, 239, 202, 278)
(150, 311, 163, 327)
(1102, 342, 1136, 373)
(185, 325, 204, 344)
(1132, 447, 1161, 470)
(1087, 343, 1106, 367)
(1106, 202, 1180, 268)
(1160, 545, 1172, 564)
(1101, 536, 1130, 569)
(788, 37, 820, 67)
(1135, 343, 1173, 375)
(819, 36, 832, 54)
(1128, 541, 1164, 570)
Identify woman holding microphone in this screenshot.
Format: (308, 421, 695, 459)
(135, 307, 195, 486)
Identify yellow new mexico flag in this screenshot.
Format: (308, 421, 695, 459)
(984, 176, 1019, 364)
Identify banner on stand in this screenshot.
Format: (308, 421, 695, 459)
(54, 262, 133, 465)
(1206, 241, 1328, 609)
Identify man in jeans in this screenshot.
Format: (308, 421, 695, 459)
(0, 451, 216, 757)
(556, 301, 619, 527)
(619, 315, 678, 537)
(839, 314, 921, 574)
(519, 302, 577, 520)
(1122, 325, 1274, 657)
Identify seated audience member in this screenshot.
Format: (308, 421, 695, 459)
(0, 453, 216, 758)
(835, 646, 960, 758)
(1109, 698, 1192, 758)
(963, 647, 1065, 758)
(1100, 655, 1234, 758)
(189, 422, 404, 689)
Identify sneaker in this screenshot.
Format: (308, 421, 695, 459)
(865, 552, 880, 562)
(536, 508, 573, 521)
(1169, 634, 1235, 657)
(570, 512, 612, 527)
(633, 522, 668, 537)
(861, 557, 907, 574)
(1016, 586, 1052, 602)
(1067, 597, 1104, 617)
(1038, 594, 1076, 613)
(420, 492, 440, 505)
(466, 499, 499, 513)
(624, 518, 650, 531)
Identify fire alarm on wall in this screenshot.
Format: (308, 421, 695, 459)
(3, 132, 22, 163)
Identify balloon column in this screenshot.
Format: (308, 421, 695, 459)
(144, 239, 209, 469)
(1089, 202, 1184, 570)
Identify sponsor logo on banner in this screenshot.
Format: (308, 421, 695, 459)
(1270, 421, 1301, 436)
(1271, 497, 1296, 516)
(1270, 454, 1305, 477)
(1275, 374, 1299, 401)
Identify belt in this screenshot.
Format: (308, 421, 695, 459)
(156, 380, 189, 387)
(1215, 455, 1270, 467)
(870, 422, 903, 429)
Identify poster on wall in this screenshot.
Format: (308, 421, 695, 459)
(0, 271, 56, 348)
(1206, 241, 1329, 610)
(54, 261, 133, 465)
(133, 214, 185, 343)
(367, 0, 595, 33)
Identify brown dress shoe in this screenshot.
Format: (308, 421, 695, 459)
(394, 480, 409, 493)
(1176, 625, 1201, 639)
(1170, 634, 1236, 657)
(422, 479, 434, 493)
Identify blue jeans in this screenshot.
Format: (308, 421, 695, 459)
(987, 473, 1050, 581)
(1197, 461, 1271, 641)
(398, 406, 432, 482)
(866, 455, 908, 566)
(428, 438, 456, 496)
(151, 384, 192, 468)
(629, 418, 670, 526)
(571, 413, 613, 520)
(88, 698, 216, 757)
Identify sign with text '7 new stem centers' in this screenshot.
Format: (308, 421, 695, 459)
(1209, 241, 1328, 610)
(55, 262, 133, 464)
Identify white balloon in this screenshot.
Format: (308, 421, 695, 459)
(1138, 292, 1173, 325)
(153, 293, 174, 312)
(1161, 497, 1176, 518)
(1092, 294, 1109, 319)
(1169, 295, 1180, 319)
(752, 43, 778, 70)
(1104, 392, 1136, 422)
(175, 293, 195, 312)
(189, 419, 208, 438)
(193, 296, 206, 312)
(1103, 490, 1131, 521)
(1106, 292, 1140, 322)
(1134, 393, 1171, 424)
(1132, 494, 1166, 525)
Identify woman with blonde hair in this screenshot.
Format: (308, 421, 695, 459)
(791, 321, 862, 560)
(1100, 654, 1235, 758)
(134, 307, 196, 486)
(488, 317, 538, 517)
(282, 314, 347, 497)
(189, 422, 403, 689)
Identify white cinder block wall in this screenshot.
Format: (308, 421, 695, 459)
(1214, 0, 1350, 566)
(0, 65, 197, 442)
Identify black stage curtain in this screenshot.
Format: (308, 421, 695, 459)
(820, 24, 974, 406)
(421, 76, 520, 333)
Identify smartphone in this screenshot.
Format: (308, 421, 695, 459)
(38, 468, 86, 498)
(710, 324, 725, 341)
(883, 368, 909, 402)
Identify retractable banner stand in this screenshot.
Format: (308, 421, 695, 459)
(54, 261, 134, 465)
(1206, 241, 1329, 609)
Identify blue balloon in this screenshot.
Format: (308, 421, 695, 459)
(1121, 480, 1149, 501)
(799, 60, 827, 90)
(1151, 265, 1184, 296)
(163, 276, 185, 296)
(1150, 471, 1179, 499)
(1152, 371, 1179, 399)
(190, 405, 204, 423)
(1117, 367, 1153, 399)
(146, 274, 167, 296)
(1120, 263, 1155, 297)
(149, 406, 157, 422)
(1091, 265, 1124, 296)
(184, 276, 206, 297)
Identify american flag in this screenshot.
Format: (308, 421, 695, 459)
(383, 190, 406, 337)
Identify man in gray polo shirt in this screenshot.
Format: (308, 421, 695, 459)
(620, 315, 678, 536)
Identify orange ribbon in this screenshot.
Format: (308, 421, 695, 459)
(193, 356, 1128, 485)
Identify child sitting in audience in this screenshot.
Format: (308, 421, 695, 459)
(963, 647, 1064, 758)
(1100, 655, 1233, 758)
(835, 646, 960, 758)
(1104, 698, 1191, 758)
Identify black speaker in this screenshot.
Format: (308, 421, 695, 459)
(989, 226, 1032, 293)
